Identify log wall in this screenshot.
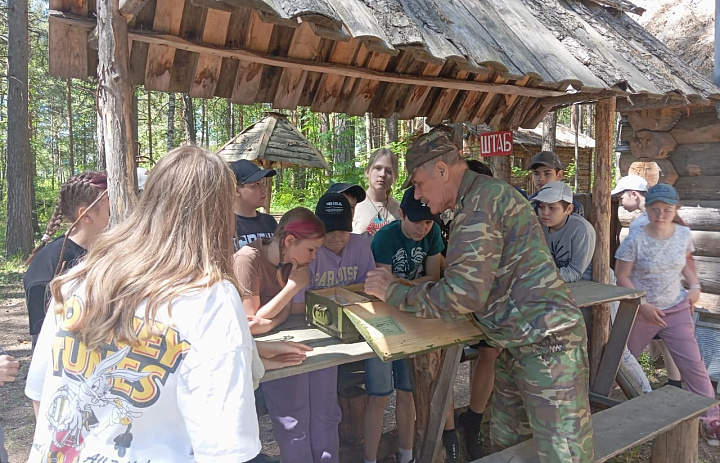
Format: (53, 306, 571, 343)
(619, 106, 720, 311)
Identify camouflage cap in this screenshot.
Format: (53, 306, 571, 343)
(402, 127, 460, 189)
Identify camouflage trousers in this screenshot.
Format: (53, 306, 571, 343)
(490, 326, 594, 463)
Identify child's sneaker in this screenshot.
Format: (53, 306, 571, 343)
(706, 420, 720, 447)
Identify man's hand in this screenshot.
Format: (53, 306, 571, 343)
(638, 303, 667, 327)
(0, 355, 20, 386)
(257, 341, 313, 371)
(364, 267, 398, 302)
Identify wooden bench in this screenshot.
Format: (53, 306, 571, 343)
(471, 387, 718, 463)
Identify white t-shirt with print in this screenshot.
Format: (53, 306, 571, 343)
(26, 279, 261, 463)
(352, 196, 401, 238)
(615, 224, 694, 310)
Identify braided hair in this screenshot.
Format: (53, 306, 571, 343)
(273, 207, 325, 285)
(26, 171, 108, 266)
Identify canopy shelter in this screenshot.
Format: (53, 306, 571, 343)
(50, 0, 718, 131)
(216, 111, 330, 210)
(46, 0, 719, 460)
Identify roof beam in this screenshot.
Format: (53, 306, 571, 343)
(49, 10, 570, 100)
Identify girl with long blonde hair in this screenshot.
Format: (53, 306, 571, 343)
(24, 146, 305, 463)
(352, 148, 401, 238)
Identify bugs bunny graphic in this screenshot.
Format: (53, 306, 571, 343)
(44, 345, 150, 461)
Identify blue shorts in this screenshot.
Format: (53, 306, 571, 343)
(364, 357, 413, 396)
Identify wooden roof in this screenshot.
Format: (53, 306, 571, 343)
(216, 112, 330, 170)
(471, 123, 595, 152)
(48, 0, 719, 128)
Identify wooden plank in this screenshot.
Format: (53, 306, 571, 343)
(618, 202, 720, 231)
(256, 315, 375, 382)
(674, 176, 720, 201)
(343, 299, 484, 362)
(128, 40, 150, 85)
(397, 62, 444, 120)
(417, 346, 463, 463)
(591, 299, 640, 397)
(619, 228, 720, 258)
(272, 22, 325, 110)
(343, 50, 392, 116)
(232, 10, 273, 104)
(143, 0, 184, 91)
(310, 36, 360, 113)
(189, 8, 231, 98)
(669, 143, 720, 176)
(49, 20, 90, 79)
(471, 387, 718, 463)
(426, 68, 467, 126)
(566, 281, 644, 308)
(670, 109, 720, 145)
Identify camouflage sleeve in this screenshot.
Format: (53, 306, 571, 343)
(385, 184, 505, 319)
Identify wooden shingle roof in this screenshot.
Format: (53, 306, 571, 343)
(216, 112, 330, 170)
(49, 0, 719, 128)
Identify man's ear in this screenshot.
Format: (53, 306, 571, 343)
(557, 169, 565, 180)
(435, 161, 450, 181)
(567, 203, 574, 214)
(398, 208, 406, 220)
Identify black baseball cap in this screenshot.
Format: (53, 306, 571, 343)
(326, 183, 366, 203)
(529, 151, 563, 170)
(229, 159, 276, 184)
(315, 193, 353, 233)
(400, 186, 440, 222)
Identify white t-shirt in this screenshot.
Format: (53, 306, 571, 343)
(352, 196, 401, 238)
(615, 224, 694, 310)
(26, 279, 261, 463)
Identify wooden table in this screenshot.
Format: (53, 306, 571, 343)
(256, 280, 645, 462)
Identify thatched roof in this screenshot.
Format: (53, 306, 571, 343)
(216, 112, 330, 170)
(48, 0, 719, 128)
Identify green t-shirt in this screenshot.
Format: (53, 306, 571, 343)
(371, 220, 444, 280)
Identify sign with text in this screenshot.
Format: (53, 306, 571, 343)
(479, 130, 513, 157)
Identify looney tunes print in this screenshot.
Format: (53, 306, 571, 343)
(40, 296, 191, 463)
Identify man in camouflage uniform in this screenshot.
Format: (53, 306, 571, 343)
(364, 127, 594, 463)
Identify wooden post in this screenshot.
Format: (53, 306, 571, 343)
(413, 346, 463, 463)
(590, 97, 616, 387)
(97, 0, 137, 225)
(650, 418, 699, 463)
(261, 160, 273, 214)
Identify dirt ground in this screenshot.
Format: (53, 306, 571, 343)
(1, 271, 718, 462)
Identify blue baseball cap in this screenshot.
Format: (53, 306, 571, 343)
(645, 183, 680, 206)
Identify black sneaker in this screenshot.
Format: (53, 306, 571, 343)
(458, 411, 484, 460)
(442, 432, 462, 463)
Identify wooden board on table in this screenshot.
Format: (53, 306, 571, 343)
(256, 315, 374, 382)
(566, 281, 644, 308)
(343, 299, 485, 362)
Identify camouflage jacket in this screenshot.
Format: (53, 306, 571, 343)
(386, 170, 584, 348)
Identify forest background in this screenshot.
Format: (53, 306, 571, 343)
(0, 0, 592, 261)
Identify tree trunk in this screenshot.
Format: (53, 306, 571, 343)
(365, 112, 373, 155)
(226, 99, 233, 141)
(201, 99, 207, 147)
(542, 111, 557, 153)
(334, 114, 355, 176)
(147, 90, 153, 162)
(66, 78, 75, 175)
(97, 0, 138, 225)
(96, 108, 106, 170)
(167, 92, 175, 151)
(6, 0, 33, 257)
(386, 113, 399, 144)
(183, 93, 196, 144)
(132, 87, 139, 160)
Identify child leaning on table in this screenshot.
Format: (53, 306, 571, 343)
(272, 193, 376, 463)
(364, 186, 444, 463)
(532, 181, 653, 394)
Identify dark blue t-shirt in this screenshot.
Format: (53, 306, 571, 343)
(371, 220, 444, 279)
